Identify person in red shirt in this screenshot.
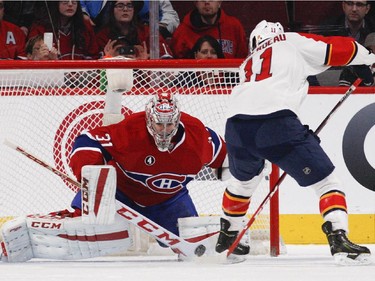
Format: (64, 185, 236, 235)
(28, 1, 99, 60)
(96, 0, 173, 59)
(171, 0, 248, 59)
(0, 0, 26, 59)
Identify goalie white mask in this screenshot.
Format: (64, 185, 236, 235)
(249, 20, 284, 52)
(145, 92, 181, 152)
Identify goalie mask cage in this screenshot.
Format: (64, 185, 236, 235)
(0, 59, 280, 256)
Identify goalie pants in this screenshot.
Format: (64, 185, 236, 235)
(71, 188, 198, 246)
(225, 111, 335, 186)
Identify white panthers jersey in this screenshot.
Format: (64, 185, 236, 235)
(227, 32, 375, 118)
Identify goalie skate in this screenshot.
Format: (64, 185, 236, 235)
(322, 221, 372, 265)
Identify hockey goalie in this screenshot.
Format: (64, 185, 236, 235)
(0, 92, 231, 262)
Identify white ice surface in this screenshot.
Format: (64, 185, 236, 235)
(1, 244, 374, 281)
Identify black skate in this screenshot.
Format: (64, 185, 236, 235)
(322, 221, 371, 264)
(215, 218, 250, 255)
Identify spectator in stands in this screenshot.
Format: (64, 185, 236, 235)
(137, 0, 180, 40)
(80, 0, 112, 32)
(190, 34, 230, 86)
(102, 35, 148, 59)
(339, 31, 375, 86)
(190, 34, 224, 59)
(80, 0, 179, 38)
(0, 0, 26, 59)
(170, 35, 237, 88)
(3, 0, 37, 36)
(320, 1, 375, 45)
(96, 0, 173, 59)
(28, 1, 99, 60)
(25, 34, 58, 60)
(364, 31, 375, 53)
(318, 1, 375, 86)
(170, 0, 248, 59)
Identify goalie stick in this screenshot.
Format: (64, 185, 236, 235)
(227, 78, 363, 257)
(3, 139, 80, 187)
(3, 140, 214, 258)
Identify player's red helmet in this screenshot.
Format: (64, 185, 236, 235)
(145, 92, 181, 152)
(249, 20, 284, 52)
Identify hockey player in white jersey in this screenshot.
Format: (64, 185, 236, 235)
(215, 20, 373, 263)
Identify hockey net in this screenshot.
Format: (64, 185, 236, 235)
(0, 59, 281, 256)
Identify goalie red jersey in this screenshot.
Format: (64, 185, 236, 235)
(69, 111, 226, 207)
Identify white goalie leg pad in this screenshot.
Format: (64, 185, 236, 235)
(1, 217, 33, 262)
(28, 214, 132, 260)
(81, 165, 117, 225)
(1, 213, 132, 262)
(178, 216, 220, 256)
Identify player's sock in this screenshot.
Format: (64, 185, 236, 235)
(322, 221, 370, 260)
(215, 218, 249, 255)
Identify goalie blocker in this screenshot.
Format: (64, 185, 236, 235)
(1, 166, 223, 262)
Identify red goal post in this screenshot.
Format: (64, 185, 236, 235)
(0, 59, 280, 256)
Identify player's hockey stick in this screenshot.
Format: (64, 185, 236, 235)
(227, 78, 363, 257)
(3, 139, 214, 258)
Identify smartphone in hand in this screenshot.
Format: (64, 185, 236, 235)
(43, 33, 53, 50)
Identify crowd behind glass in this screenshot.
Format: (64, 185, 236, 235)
(1, 0, 375, 86)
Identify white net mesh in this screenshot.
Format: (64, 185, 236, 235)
(0, 60, 276, 254)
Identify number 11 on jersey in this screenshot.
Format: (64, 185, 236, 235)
(244, 48, 273, 82)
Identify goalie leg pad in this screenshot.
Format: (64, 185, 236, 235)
(178, 216, 220, 256)
(81, 165, 117, 225)
(1, 213, 132, 262)
(1, 216, 33, 262)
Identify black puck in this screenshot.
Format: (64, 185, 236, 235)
(194, 244, 206, 257)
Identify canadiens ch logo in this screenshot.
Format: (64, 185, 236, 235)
(145, 155, 156, 166)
